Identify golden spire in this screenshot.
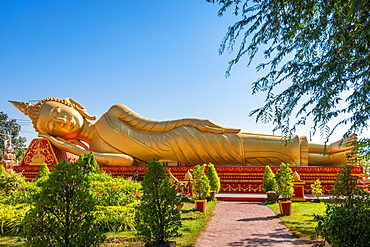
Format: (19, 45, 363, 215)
(8, 100, 32, 116)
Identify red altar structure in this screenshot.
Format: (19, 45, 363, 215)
(14, 138, 363, 195)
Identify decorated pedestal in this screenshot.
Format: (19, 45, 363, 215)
(292, 180, 306, 201)
(15, 138, 364, 192)
(291, 171, 306, 202)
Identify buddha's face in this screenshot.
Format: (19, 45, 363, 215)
(36, 101, 85, 139)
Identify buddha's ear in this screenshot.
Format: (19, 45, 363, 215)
(64, 98, 97, 121)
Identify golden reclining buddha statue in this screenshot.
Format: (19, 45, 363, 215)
(10, 97, 353, 167)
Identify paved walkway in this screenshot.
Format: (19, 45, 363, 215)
(195, 201, 325, 247)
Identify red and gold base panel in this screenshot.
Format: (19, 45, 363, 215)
(14, 139, 363, 193)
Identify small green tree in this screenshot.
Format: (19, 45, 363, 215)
(0, 111, 27, 162)
(135, 159, 181, 245)
(310, 179, 324, 201)
(22, 153, 105, 247)
(275, 163, 294, 200)
(192, 164, 210, 200)
(262, 165, 278, 192)
(330, 164, 360, 201)
(206, 163, 220, 193)
(35, 163, 50, 186)
(316, 164, 370, 246)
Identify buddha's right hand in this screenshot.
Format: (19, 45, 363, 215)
(38, 134, 86, 156)
(39, 133, 134, 166)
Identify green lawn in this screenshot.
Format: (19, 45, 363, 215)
(0, 201, 217, 247)
(267, 201, 327, 239)
(100, 201, 217, 247)
(0, 200, 325, 246)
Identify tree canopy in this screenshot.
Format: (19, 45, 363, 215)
(0, 112, 27, 162)
(207, 0, 370, 140)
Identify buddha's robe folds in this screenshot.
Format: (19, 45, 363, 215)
(92, 106, 304, 166)
(94, 113, 243, 165)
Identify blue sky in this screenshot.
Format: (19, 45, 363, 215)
(0, 0, 349, 145)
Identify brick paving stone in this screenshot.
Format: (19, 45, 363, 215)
(195, 201, 325, 247)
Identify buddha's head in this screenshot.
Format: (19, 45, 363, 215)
(9, 97, 96, 139)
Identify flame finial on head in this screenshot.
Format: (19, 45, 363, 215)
(9, 100, 32, 116)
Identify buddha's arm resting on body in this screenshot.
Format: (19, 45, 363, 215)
(39, 134, 134, 166)
(109, 104, 241, 134)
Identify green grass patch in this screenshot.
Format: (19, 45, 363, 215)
(0, 201, 217, 246)
(174, 201, 217, 246)
(267, 201, 326, 239)
(101, 201, 217, 247)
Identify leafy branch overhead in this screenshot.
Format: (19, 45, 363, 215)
(207, 0, 370, 139)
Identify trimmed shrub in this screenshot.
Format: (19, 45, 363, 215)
(135, 159, 181, 245)
(206, 163, 220, 193)
(22, 153, 105, 247)
(35, 163, 50, 186)
(275, 163, 294, 200)
(262, 165, 277, 192)
(310, 179, 323, 200)
(192, 164, 211, 200)
(316, 164, 370, 246)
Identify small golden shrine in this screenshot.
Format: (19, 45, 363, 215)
(1, 138, 18, 173)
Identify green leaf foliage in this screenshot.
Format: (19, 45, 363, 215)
(0, 111, 27, 162)
(192, 164, 211, 200)
(330, 164, 362, 200)
(22, 153, 105, 247)
(316, 164, 370, 246)
(78, 152, 100, 173)
(0, 172, 25, 192)
(310, 179, 323, 199)
(0, 182, 40, 205)
(36, 163, 50, 180)
(0, 165, 5, 174)
(0, 203, 30, 236)
(35, 163, 50, 186)
(275, 163, 294, 200)
(135, 159, 181, 245)
(262, 165, 278, 192)
(94, 204, 138, 232)
(207, 0, 370, 139)
(92, 178, 141, 207)
(206, 163, 221, 193)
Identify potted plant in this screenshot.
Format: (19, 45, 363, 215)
(192, 164, 210, 212)
(206, 163, 220, 201)
(310, 179, 324, 202)
(262, 165, 278, 203)
(275, 163, 294, 215)
(135, 159, 181, 247)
